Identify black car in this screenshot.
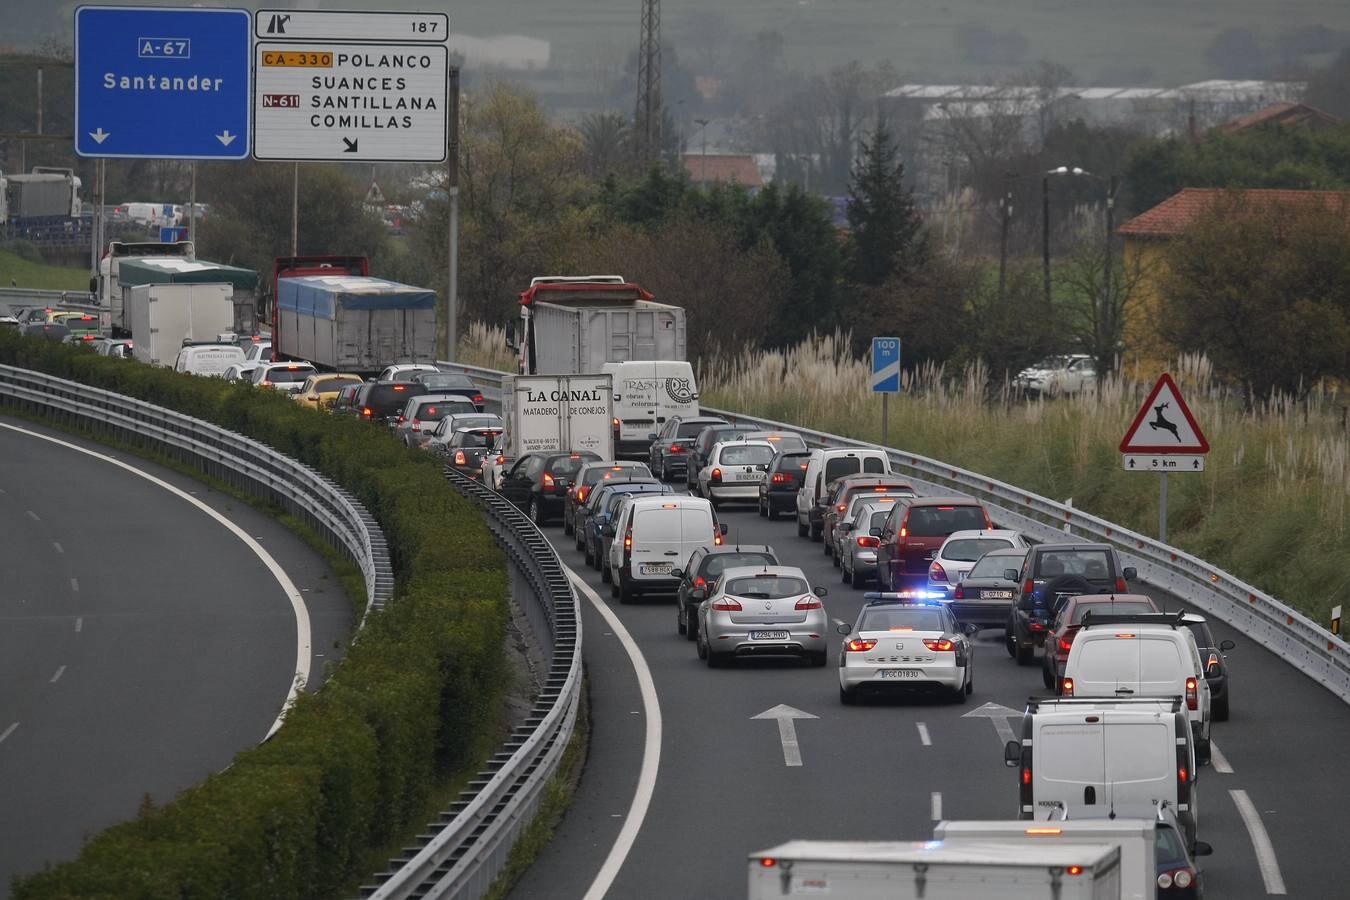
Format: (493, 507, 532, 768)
(411, 372, 487, 412)
(499, 451, 602, 524)
(354, 380, 420, 424)
(563, 461, 654, 536)
(671, 544, 779, 640)
(948, 547, 1027, 631)
(647, 415, 728, 482)
(442, 426, 504, 476)
(685, 424, 757, 493)
(1181, 613, 1235, 721)
(1004, 543, 1135, 665)
(758, 449, 812, 520)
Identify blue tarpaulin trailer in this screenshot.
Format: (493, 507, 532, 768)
(275, 274, 437, 372)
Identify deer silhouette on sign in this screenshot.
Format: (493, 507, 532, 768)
(1149, 402, 1181, 442)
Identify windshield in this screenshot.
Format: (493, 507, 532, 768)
(720, 444, 775, 466)
(943, 537, 1013, 562)
(906, 505, 986, 536)
(969, 552, 1025, 579)
(859, 608, 947, 632)
(1036, 550, 1115, 580)
(724, 575, 808, 599)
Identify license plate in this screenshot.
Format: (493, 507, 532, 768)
(981, 590, 1014, 599)
(640, 563, 672, 576)
(750, 630, 790, 641)
(737, 471, 765, 482)
(879, 669, 922, 679)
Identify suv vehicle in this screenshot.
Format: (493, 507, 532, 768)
(393, 394, 478, 447)
(758, 449, 812, 520)
(821, 476, 914, 562)
(1013, 354, 1095, 396)
(672, 544, 779, 640)
(1004, 542, 1137, 665)
(499, 451, 602, 524)
(1179, 612, 1235, 721)
(647, 415, 728, 482)
(686, 424, 756, 493)
(875, 496, 992, 591)
(354, 380, 420, 424)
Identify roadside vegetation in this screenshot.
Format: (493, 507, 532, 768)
(0, 245, 91, 292)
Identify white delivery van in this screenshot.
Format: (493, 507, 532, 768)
(1062, 612, 1211, 764)
(796, 447, 891, 540)
(747, 840, 1122, 900)
(175, 343, 246, 377)
(607, 494, 724, 603)
(1005, 697, 1199, 846)
(601, 360, 699, 457)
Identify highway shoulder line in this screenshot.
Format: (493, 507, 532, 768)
(1229, 788, 1287, 895)
(567, 567, 662, 900)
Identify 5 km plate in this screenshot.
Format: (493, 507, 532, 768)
(879, 669, 922, 679)
(750, 630, 790, 641)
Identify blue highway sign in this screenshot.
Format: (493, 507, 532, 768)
(75, 6, 252, 159)
(871, 337, 901, 393)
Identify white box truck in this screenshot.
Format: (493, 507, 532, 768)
(747, 840, 1122, 900)
(125, 282, 235, 367)
(485, 374, 615, 489)
(511, 277, 687, 375)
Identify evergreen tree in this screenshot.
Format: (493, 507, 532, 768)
(845, 117, 926, 287)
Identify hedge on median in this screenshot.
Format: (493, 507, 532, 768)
(0, 331, 509, 899)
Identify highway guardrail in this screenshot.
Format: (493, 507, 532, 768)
(434, 358, 1350, 705)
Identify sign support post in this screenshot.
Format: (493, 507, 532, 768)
(1159, 472, 1168, 544)
(882, 394, 889, 447)
(446, 67, 460, 361)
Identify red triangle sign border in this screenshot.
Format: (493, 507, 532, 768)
(1119, 373, 1210, 454)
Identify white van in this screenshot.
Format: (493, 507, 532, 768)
(174, 343, 246, 376)
(1004, 696, 1199, 845)
(601, 360, 699, 457)
(1062, 612, 1211, 763)
(607, 494, 725, 603)
(795, 448, 891, 539)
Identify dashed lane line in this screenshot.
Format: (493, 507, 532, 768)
(916, 722, 932, 746)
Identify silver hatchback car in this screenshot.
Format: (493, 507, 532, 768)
(696, 565, 829, 667)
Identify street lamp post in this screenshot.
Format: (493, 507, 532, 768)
(998, 172, 1013, 304)
(694, 117, 710, 181)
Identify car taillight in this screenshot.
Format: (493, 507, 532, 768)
(612, 417, 620, 428)
(1185, 676, 1198, 710)
(454, 450, 467, 465)
(1115, 577, 1127, 592)
(576, 486, 589, 502)
(710, 467, 722, 483)
(899, 526, 908, 539)
(856, 536, 880, 548)
(1206, 651, 1221, 673)
(260, 380, 272, 387)
(771, 473, 787, 484)
(396, 415, 405, 424)
(714, 528, 723, 546)
(1178, 765, 1188, 785)
(1160, 868, 1195, 889)
(670, 443, 684, 453)
(1029, 621, 1046, 631)
(953, 584, 964, 599)
(623, 527, 632, 551)
(1058, 637, 1073, 653)
(542, 472, 556, 490)
(1061, 677, 1074, 696)
(362, 407, 373, 417)
(473, 394, 483, 403)
(693, 575, 706, 587)
(411, 417, 421, 427)
(929, 561, 948, 582)
(923, 638, 955, 651)
(837, 503, 847, 513)
(795, 596, 822, 610)
(846, 639, 876, 652)
(712, 596, 743, 611)
(1023, 579, 1034, 595)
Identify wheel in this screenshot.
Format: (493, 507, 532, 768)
(766, 502, 778, 521)
(1042, 659, 1056, 690)
(1016, 642, 1035, 666)
(677, 608, 686, 635)
(808, 651, 827, 668)
(1005, 625, 1018, 659)
(966, 672, 974, 695)
(952, 677, 969, 704)
(810, 523, 822, 541)
(839, 686, 857, 705)
(575, 529, 585, 551)
(707, 649, 728, 668)
(696, 626, 709, 659)
(841, 565, 852, 584)
(592, 550, 604, 572)
(823, 536, 832, 556)
(583, 543, 593, 566)
(617, 575, 633, 604)
(601, 563, 612, 584)
(757, 498, 767, 518)
(797, 517, 808, 537)
(528, 497, 545, 525)
(685, 609, 699, 641)
(1213, 694, 1230, 722)
(660, 459, 671, 481)
(563, 513, 573, 536)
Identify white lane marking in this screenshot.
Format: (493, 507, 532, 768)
(569, 568, 661, 900)
(74, 616, 83, 633)
(0, 423, 311, 739)
(1210, 740, 1234, 774)
(69, 577, 79, 593)
(962, 701, 1019, 745)
(916, 722, 932, 746)
(1230, 789, 1287, 895)
(930, 791, 943, 820)
(0, 722, 17, 744)
(751, 704, 817, 767)
(50, 665, 66, 683)
(52, 541, 64, 555)
(25, 510, 39, 521)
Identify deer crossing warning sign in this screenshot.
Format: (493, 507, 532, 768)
(1120, 373, 1209, 473)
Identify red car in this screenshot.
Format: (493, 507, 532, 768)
(1042, 593, 1160, 691)
(875, 496, 992, 590)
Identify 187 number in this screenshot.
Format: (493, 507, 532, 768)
(411, 21, 439, 33)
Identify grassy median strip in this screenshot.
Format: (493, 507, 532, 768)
(1, 330, 512, 899)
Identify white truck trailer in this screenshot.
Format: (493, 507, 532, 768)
(124, 282, 234, 367)
(747, 840, 1122, 900)
(483, 374, 615, 489)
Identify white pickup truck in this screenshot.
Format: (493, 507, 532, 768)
(1014, 354, 1096, 396)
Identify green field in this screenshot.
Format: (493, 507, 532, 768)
(0, 247, 91, 292)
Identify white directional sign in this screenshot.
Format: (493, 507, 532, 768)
(1120, 373, 1209, 472)
(252, 9, 450, 163)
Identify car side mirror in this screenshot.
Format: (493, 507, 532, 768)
(1191, 841, 1213, 857)
(1004, 569, 1020, 582)
(719, 523, 728, 536)
(814, 586, 828, 597)
(1219, 639, 1235, 652)
(964, 623, 980, 636)
(601, 524, 615, 537)
(1122, 566, 1137, 580)
(1004, 740, 1021, 767)
(869, 528, 882, 537)
(839, 523, 853, 533)
(690, 587, 707, 601)
(647, 433, 658, 441)
(670, 568, 683, 580)
(836, 622, 851, 635)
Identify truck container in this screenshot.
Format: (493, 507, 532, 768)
(116, 257, 261, 336)
(934, 819, 1155, 900)
(274, 273, 436, 373)
(512, 278, 686, 375)
(501, 373, 615, 459)
(96, 240, 196, 332)
(747, 840, 1122, 900)
(125, 282, 235, 367)
(0, 169, 81, 222)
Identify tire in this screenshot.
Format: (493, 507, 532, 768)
(563, 512, 573, 536)
(659, 459, 669, 481)
(797, 516, 808, 538)
(841, 565, 852, 584)
(823, 536, 833, 556)
(707, 649, 728, 668)
(808, 651, 827, 668)
(601, 562, 612, 584)
(1213, 694, 1230, 722)
(1016, 640, 1035, 666)
(528, 497, 545, 525)
(583, 543, 593, 566)
(766, 502, 778, 522)
(697, 629, 709, 659)
(757, 498, 767, 518)
(952, 678, 969, 704)
(1042, 659, 1056, 690)
(685, 610, 699, 642)
(677, 608, 686, 635)
(966, 672, 974, 695)
(1005, 624, 1018, 659)
(617, 575, 633, 604)
(575, 529, 585, 552)
(1040, 574, 1096, 611)
(810, 523, 822, 541)
(839, 686, 857, 706)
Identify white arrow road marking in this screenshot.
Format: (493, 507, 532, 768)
(89, 128, 110, 144)
(50, 665, 65, 683)
(751, 704, 818, 767)
(1230, 789, 1286, 894)
(0, 722, 17, 744)
(1210, 740, 1234, 774)
(216, 130, 236, 146)
(962, 701, 1021, 745)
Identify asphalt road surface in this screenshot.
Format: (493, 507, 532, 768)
(510, 480, 1347, 899)
(0, 417, 352, 893)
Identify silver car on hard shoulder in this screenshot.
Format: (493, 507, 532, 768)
(836, 595, 976, 704)
(696, 565, 829, 668)
(838, 502, 898, 588)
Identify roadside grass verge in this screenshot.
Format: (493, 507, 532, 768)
(0, 245, 92, 292)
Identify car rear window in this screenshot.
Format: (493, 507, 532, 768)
(677, 421, 715, 438)
(720, 444, 774, 466)
(416, 400, 474, 420)
(905, 505, 986, 537)
(943, 538, 1014, 561)
(1070, 601, 1157, 623)
(724, 575, 807, 599)
(584, 464, 648, 487)
(1154, 825, 1188, 866)
(1181, 622, 1215, 649)
(866, 509, 892, 531)
(848, 493, 901, 516)
(969, 552, 1025, 578)
(859, 609, 946, 632)
(701, 552, 776, 578)
(824, 457, 863, 483)
(362, 383, 415, 416)
(416, 374, 475, 392)
(314, 377, 353, 392)
(265, 367, 313, 383)
(1037, 550, 1115, 580)
(548, 454, 597, 477)
(456, 429, 501, 448)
